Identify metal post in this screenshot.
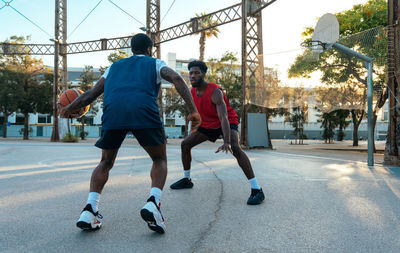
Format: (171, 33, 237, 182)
(146, 0, 162, 120)
(51, 40, 60, 141)
(51, 0, 61, 142)
(240, 0, 247, 146)
(367, 62, 374, 166)
(332, 42, 374, 166)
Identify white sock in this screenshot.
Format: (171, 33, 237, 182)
(249, 178, 261, 190)
(149, 187, 162, 206)
(87, 192, 100, 213)
(183, 170, 191, 179)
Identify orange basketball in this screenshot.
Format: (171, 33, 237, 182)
(59, 88, 90, 118)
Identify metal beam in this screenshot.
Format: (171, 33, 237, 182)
(0, 1, 276, 56)
(159, 3, 242, 43)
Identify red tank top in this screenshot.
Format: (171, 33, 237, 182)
(191, 82, 239, 129)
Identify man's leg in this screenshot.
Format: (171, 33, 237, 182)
(143, 144, 167, 190)
(90, 149, 119, 193)
(230, 129, 254, 179)
(170, 131, 208, 189)
(181, 131, 209, 171)
(230, 129, 264, 205)
(141, 143, 168, 233)
(77, 149, 119, 230)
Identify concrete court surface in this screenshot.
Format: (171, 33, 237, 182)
(0, 138, 400, 253)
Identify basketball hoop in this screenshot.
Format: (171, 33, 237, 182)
(300, 13, 339, 61)
(300, 40, 325, 61)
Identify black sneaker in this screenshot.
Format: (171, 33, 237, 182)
(140, 196, 166, 234)
(170, 178, 194, 189)
(247, 188, 265, 205)
(76, 204, 103, 230)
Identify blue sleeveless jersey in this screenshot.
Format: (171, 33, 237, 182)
(102, 56, 162, 130)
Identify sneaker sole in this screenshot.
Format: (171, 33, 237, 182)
(140, 209, 165, 234)
(76, 221, 101, 231)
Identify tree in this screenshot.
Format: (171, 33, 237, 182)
(77, 65, 99, 140)
(107, 50, 129, 64)
(289, 105, 308, 144)
(319, 111, 337, 144)
(335, 109, 351, 141)
(288, 0, 387, 149)
(1, 36, 52, 140)
(0, 68, 24, 137)
(195, 13, 220, 61)
(384, 0, 400, 165)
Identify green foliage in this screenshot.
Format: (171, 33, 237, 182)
(195, 12, 220, 61)
(18, 127, 33, 135)
(319, 111, 337, 144)
(107, 50, 129, 64)
(208, 52, 242, 117)
(1, 36, 53, 139)
(335, 109, 350, 141)
(0, 69, 24, 115)
(289, 105, 308, 144)
(62, 132, 79, 142)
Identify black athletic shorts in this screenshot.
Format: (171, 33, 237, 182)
(197, 124, 238, 143)
(95, 128, 166, 149)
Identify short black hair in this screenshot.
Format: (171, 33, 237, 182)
(188, 60, 208, 73)
(131, 33, 153, 54)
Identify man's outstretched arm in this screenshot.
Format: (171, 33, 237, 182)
(212, 88, 232, 154)
(160, 66, 201, 131)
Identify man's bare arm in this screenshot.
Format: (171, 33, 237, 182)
(212, 88, 232, 153)
(160, 66, 197, 114)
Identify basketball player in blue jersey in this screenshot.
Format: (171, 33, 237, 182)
(58, 33, 200, 234)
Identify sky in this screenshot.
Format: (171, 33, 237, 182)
(0, 0, 369, 85)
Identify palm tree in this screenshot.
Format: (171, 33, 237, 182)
(195, 13, 220, 61)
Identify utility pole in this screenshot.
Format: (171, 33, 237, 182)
(241, 0, 265, 147)
(146, 0, 163, 120)
(384, 0, 400, 165)
(51, 0, 67, 141)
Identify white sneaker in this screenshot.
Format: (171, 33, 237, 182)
(76, 204, 102, 230)
(140, 196, 166, 234)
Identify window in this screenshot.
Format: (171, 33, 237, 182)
(85, 117, 94, 125)
(15, 116, 24, 125)
(383, 111, 388, 121)
(38, 115, 52, 123)
(165, 118, 175, 126)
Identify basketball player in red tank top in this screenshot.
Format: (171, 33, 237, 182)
(170, 60, 264, 205)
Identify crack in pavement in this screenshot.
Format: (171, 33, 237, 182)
(191, 158, 224, 253)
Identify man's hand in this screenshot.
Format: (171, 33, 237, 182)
(57, 103, 81, 118)
(187, 112, 201, 132)
(215, 143, 232, 154)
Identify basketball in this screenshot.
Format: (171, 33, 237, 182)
(59, 88, 90, 118)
